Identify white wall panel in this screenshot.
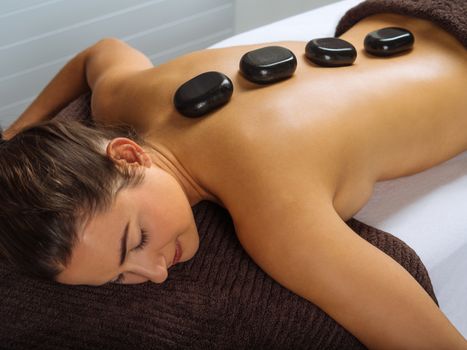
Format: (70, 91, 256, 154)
(0, 0, 234, 128)
(0, 0, 57, 15)
(0, 4, 233, 109)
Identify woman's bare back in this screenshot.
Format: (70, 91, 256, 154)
(87, 13, 467, 348)
(92, 13, 467, 223)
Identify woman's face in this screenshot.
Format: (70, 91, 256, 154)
(56, 139, 199, 286)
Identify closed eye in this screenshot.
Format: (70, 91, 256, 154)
(133, 230, 148, 251)
(111, 230, 149, 284)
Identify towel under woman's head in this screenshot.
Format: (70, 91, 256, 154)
(0, 115, 437, 348)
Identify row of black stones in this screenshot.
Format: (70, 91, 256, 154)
(174, 27, 414, 118)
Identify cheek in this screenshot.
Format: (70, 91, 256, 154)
(179, 196, 198, 233)
(165, 184, 196, 233)
(140, 198, 190, 242)
(142, 172, 196, 240)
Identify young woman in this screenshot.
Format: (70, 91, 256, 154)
(1, 0, 466, 348)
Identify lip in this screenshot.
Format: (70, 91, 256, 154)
(172, 240, 182, 265)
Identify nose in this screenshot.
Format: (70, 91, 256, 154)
(149, 262, 169, 283)
(126, 254, 169, 284)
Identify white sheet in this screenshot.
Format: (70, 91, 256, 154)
(210, 0, 467, 338)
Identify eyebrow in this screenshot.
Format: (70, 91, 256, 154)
(119, 222, 130, 266)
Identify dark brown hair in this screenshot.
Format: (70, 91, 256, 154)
(0, 116, 147, 281)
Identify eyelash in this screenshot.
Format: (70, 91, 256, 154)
(134, 230, 149, 251)
(112, 230, 149, 284)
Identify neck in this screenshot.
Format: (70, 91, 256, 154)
(144, 142, 219, 207)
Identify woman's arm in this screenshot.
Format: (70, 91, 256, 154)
(235, 198, 467, 349)
(3, 38, 152, 140)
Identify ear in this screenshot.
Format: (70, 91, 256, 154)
(105, 137, 152, 168)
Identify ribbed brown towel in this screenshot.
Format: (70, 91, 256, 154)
(335, 0, 467, 48)
(0, 186, 438, 349)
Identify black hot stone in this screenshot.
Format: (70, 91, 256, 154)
(174, 71, 233, 118)
(239, 46, 297, 84)
(364, 27, 414, 57)
(305, 38, 357, 67)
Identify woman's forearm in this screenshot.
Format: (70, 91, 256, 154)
(240, 204, 467, 349)
(302, 221, 466, 349)
(3, 48, 90, 140)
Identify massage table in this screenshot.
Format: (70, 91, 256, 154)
(211, 0, 467, 337)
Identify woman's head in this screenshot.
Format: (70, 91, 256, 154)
(0, 117, 199, 285)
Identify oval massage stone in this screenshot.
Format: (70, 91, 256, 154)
(364, 27, 414, 57)
(174, 71, 233, 118)
(239, 46, 297, 84)
(305, 37, 357, 67)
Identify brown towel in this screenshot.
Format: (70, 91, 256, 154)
(0, 194, 437, 349)
(335, 0, 467, 48)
